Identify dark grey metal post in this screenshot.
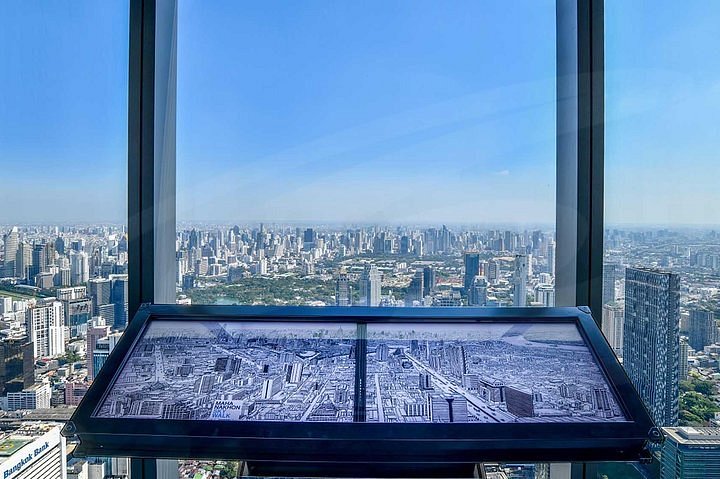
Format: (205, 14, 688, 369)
(128, 0, 177, 476)
(555, 0, 604, 323)
(557, 0, 604, 477)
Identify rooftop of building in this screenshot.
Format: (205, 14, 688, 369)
(0, 422, 62, 462)
(663, 426, 720, 445)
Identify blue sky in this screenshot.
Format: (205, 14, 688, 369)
(0, 1, 718, 225)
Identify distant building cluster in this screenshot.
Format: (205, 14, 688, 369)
(1, 223, 720, 473)
(174, 224, 556, 308)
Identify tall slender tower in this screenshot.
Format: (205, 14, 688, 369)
(405, 269, 424, 306)
(601, 301, 625, 358)
(689, 309, 716, 351)
(335, 268, 352, 306)
(463, 252, 480, 293)
(2, 227, 19, 278)
(512, 255, 528, 307)
(422, 267, 436, 296)
(360, 265, 381, 307)
(679, 337, 689, 381)
(623, 267, 680, 426)
(602, 262, 619, 305)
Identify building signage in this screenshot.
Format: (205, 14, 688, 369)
(0, 427, 61, 479)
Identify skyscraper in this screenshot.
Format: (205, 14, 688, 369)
(463, 252, 480, 293)
(359, 265, 381, 307)
(28, 243, 48, 283)
(486, 260, 499, 284)
(111, 275, 129, 329)
(25, 299, 66, 358)
(602, 262, 619, 305)
(601, 301, 625, 358)
(88, 278, 112, 315)
(335, 268, 352, 306)
(623, 267, 680, 426)
(2, 227, 19, 278)
(547, 240, 556, 276)
(405, 269, 424, 306)
(512, 255, 528, 307)
(679, 337, 689, 381)
(535, 284, 555, 307)
(15, 241, 32, 280)
(689, 309, 716, 352)
(0, 336, 34, 396)
(70, 251, 89, 285)
(422, 267, 436, 297)
(468, 276, 488, 306)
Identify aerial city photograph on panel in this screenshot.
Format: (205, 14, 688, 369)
(365, 322, 626, 423)
(94, 320, 357, 422)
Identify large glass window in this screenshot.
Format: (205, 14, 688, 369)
(605, 0, 720, 475)
(174, 1, 556, 476)
(175, 0, 557, 312)
(0, 1, 129, 477)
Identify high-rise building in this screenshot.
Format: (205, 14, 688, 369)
(422, 267, 436, 296)
(70, 251, 89, 285)
(512, 255, 528, 307)
(0, 336, 34, 396)
(335, 269, 352, 306)
(25, 300, 65, 358)
(405, 269, 424, 306)
(463, 252, 480, 293)
(92, 337, 111, 378)
(679, 337, 689, 381)
(359, 265, 381, 307)
(63, 298, 91, 337)
(2, 227, 19, 278)
(28, 243, 48, 283)
(303, 228, 316, 251)
(661, 427, 720, 479)
(56, 286, 86, 301)
(602, 262, 619, 305)
(15, 241, 32, 280)
(88, 278, 112, 315)
(689, 309, 716, 352)
(486, 260, 499, 284)
(111, 275, 129, 329)
(535, 284, 555, 307)
(547, 240, 556, 276)
(0, 296, 12, 314)
(601, 301, 625, 358)
(399, 235, 410, 255)
(96, 304, 116, 327)
(468, 276, 488, 306)
(86, 324, 110, 380)
(623, 267, 680, 426)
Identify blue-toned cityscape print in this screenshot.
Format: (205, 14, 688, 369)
(94, 320, 356, 422)
(95, 320, 624, 423)
(366, 322, 625, 423)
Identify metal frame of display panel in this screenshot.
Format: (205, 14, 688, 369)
(64, 305, 659, 465)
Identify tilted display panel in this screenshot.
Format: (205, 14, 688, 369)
(64, 305, 659, 464)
